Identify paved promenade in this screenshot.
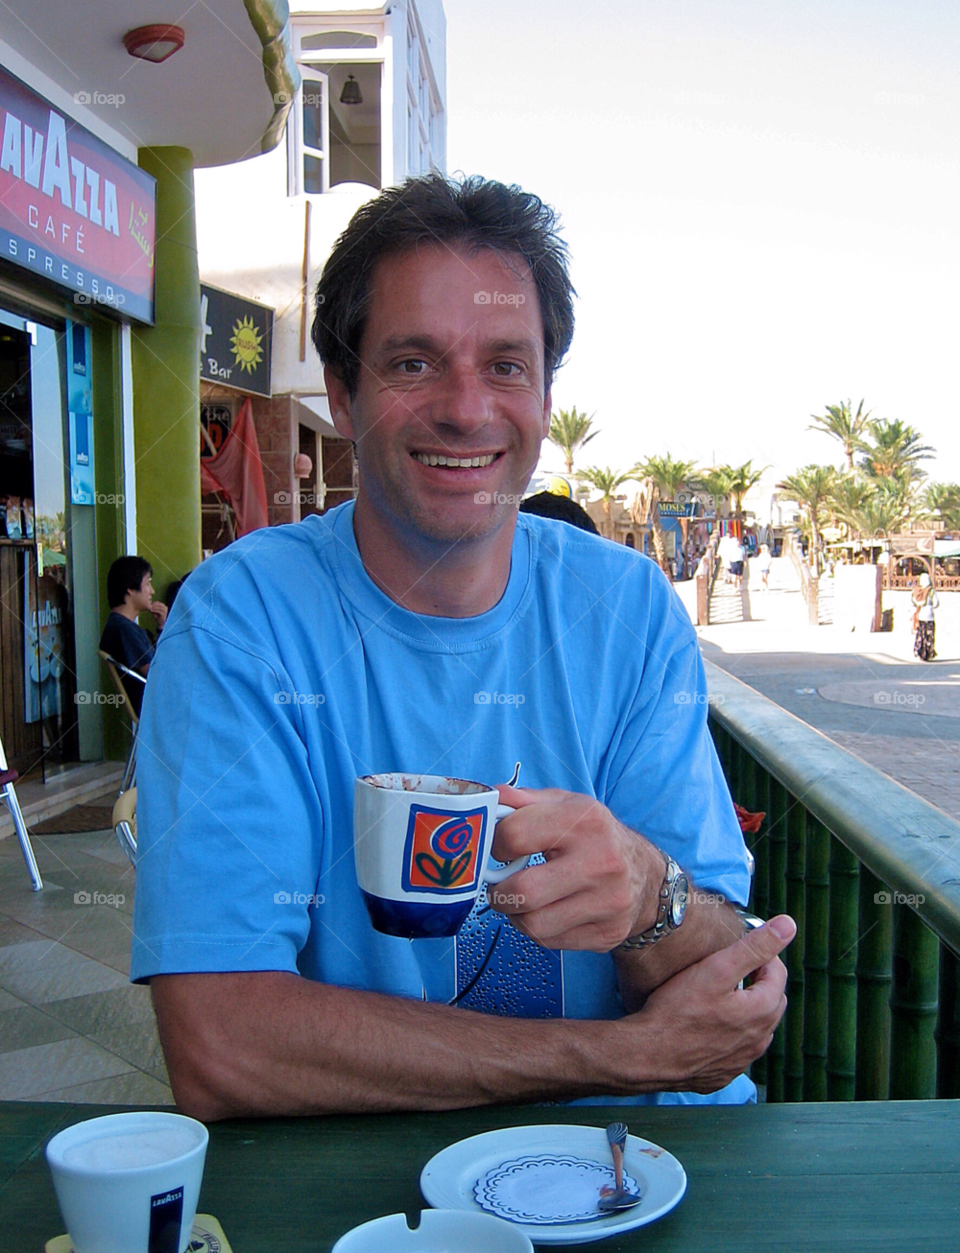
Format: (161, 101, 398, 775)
(697, 559, 960, 822)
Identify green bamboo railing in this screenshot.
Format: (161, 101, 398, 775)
(706, 659, 960, 1101)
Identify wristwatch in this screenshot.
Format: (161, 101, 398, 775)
(616, 854, 689, 952)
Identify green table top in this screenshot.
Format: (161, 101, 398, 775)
(3, 1100, 959, 1252)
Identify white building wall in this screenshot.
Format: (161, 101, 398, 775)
(195, 1, 446, 401)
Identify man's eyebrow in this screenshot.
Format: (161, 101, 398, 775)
(377, 334, 443, 355)
(374, 334, 542, 360)
(485, 337, 541, 358)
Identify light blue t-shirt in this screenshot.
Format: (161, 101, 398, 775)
(132, 503, 754, 1104)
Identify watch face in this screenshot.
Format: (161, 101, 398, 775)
(670, 874, 689, 928)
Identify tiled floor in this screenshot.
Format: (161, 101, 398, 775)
(0, 822, 173, 1104)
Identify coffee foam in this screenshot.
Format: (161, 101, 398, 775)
(63, 1125, 202, 1172)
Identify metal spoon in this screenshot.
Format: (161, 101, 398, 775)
(598, 1121, 642, 1213)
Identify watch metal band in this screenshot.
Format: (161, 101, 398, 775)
(616, 854, 685, 952)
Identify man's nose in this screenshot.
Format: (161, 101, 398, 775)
(428, 364, 494, 434)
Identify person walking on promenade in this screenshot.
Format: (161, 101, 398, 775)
(757, 543, 772, 592)
(912, 572, 939, 662)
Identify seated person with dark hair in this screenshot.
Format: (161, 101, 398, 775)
(519, 490, 599, 534)
(99, 556, 167, 716)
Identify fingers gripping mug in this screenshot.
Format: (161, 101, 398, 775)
(354, 773, 531, 938)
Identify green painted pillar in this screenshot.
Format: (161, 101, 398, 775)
(131, 147, 201, 588)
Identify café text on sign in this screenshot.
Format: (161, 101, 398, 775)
(0, 66, 156, 323)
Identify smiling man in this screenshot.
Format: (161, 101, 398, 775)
(133, 175, 794, 1119)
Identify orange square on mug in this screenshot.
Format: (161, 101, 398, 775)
(403, 805, 487, 894)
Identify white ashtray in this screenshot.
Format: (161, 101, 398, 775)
(331, 1208, 534, 1252)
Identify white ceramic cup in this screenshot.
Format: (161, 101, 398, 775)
(355, 772, 531, 938)
(45, 1111, 208, 1253)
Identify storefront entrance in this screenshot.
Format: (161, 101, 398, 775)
(0, 307, 87, 777)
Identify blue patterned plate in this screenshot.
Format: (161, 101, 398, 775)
(421, 1124, 686, 1246)
(474, 1153, 642, 1224)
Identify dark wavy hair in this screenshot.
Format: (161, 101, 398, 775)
(106, 556, 152, 609)
(312, 174, 575, 396)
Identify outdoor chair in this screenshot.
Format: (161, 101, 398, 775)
(98, 649, 147, 793)
(0, 734, 43, 891)
(112, 786, 137, 864)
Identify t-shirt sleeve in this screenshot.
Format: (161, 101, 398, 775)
(130, 619, 325, 982)
(601, 631, 751, 907)
(100, 616, 154, 672)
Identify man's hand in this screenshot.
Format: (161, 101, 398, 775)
(149, 600, 168, 630)
(488, 785, 665, 952)
(628, 915, 795, 1092)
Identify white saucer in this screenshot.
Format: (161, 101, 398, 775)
(420, 1124, 686, 1246)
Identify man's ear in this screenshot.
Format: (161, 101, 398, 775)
(324, 366, 356, 441)
(541, 388, 553, 439)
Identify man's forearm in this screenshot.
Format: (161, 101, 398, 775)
(152, 972, 647, 1121)
(614, 893, 745, 1010)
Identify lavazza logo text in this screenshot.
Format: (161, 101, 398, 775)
(475, 690, 525, 706)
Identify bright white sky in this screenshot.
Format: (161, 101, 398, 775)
(443, 0, 960, 497)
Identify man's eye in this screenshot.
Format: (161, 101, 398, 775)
(398, 359, 428, 375)
(492, 362, 522, 376)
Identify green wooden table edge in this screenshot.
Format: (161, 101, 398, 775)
(3, 1100, 960, 1253)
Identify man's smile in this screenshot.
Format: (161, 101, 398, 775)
(410, 451, 502, 468)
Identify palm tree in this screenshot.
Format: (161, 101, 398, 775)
(548, 407, 598, 475)
(691, 466, 735, 517)
(777, 465, 838, 576)
(922, 482, 960, 531)
(808, 399, 871, 471)
(634, 454, 698, 501)
(630, 476, 672, 573)
(860, 418, 935, 481)
(847, 479, 912, 542)
(827, 475, 874, 540)
(720, 461, 767, 526)
(577, 465, 641, 538)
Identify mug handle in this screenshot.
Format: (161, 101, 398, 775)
(483, 804, 531, 884)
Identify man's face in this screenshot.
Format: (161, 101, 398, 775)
(131, 573, 154, 612)
(326, 244, 551, 547)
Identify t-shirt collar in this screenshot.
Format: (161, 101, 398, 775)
(328, 501, 533, 649)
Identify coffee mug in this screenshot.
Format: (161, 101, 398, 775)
(45, 1111, 208, 1253)
(354, 773, 531, 938)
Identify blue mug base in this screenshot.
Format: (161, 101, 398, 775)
(362, 891, 474, 939)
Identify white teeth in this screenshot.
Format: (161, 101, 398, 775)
(413, 452, 497, 468)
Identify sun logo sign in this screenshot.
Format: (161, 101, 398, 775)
(402, 806, 487, 893)
(230, 315, 264, 375)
